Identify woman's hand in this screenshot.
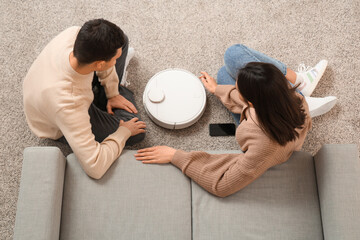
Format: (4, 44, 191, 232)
(135, 146, 177, 164)
(120, 117, 146, 136)
(199, 71, 217, 94)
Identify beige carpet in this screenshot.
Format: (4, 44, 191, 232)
(1, 0, 359, 238)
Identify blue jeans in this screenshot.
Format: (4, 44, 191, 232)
(217, 44, 288, 125)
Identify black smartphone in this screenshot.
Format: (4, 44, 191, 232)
(209, 123, 236, 136)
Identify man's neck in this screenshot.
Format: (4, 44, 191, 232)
(69, 52, 94, 75)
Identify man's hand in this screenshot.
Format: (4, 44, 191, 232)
(120, 118, 146, 136)
(107, 95, 138, 115)
(199, 71, 217, 94)
(135, 146, 177, 164)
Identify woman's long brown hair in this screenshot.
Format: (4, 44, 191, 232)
(236, 62, 306, 146)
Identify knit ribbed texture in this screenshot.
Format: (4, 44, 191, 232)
(23, 27, 131, 179)
(172, 85, 312, 197)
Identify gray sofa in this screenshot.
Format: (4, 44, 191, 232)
(13, 144, 360, 240)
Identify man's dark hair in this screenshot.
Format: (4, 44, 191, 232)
(73, 19, 126, 65)
(236, 62, 307, 146)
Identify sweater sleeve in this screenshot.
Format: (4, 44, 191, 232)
(55, 106, 131, 179)
(96, 66, 120, 99)
(214, 85, 247, 114)
(171, 134, 291, 197)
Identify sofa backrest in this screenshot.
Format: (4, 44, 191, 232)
(60, 149, 323, 240)
(191, 150, 323, 240)
(60, 150, 192, 240)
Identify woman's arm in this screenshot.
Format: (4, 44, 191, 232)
(214, 85, 247, 114)
(199, 71, 247, 114)
(170, 149, 276, 197)
(135, 137, 289, 197)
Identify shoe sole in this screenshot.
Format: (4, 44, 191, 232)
(309, 97, 337, 118)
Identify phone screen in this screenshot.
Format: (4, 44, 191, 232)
(209, 123, 236, 136)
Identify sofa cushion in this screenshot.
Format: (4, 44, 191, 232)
(191, 151, 323, 240)
(60, 150, 192, 240)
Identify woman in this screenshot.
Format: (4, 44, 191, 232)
(135, 44, 327, 197)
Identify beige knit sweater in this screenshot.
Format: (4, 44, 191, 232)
(23, 26, 131, 179)
(172, 85, 312, 197)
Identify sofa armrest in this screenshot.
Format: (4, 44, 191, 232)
(13, 147, 66, 240)
(314, 144, 360, 240)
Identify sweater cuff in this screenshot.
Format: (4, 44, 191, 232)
(171, 150, 190, 171)
(111, 126, 132, 141)
(104, 82, 120, 99)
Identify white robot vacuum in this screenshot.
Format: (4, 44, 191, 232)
(143, 68, 207, 129)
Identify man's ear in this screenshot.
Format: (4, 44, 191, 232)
(94, 61, 106, 71)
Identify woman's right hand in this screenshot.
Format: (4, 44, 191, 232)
(199, 71, 217, 94)
(120, 117, 146, 136)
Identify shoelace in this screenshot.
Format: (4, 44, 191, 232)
(297, 63, 312, 73)
(123, 79, 130, 87)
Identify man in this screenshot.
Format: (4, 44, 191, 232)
(23, 19, 146, 179)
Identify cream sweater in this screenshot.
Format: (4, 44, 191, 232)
(172, 85, 312, 197)
(23, 26, 131, 179)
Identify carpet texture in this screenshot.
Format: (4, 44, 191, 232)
(1, 0, 359, 238)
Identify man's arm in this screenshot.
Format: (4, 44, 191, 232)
(55, 106, 131, 179)
(96, 66, 120, 98)
(96, 66, 137, 114)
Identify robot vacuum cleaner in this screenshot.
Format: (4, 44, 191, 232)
(143, 68, 207, 129)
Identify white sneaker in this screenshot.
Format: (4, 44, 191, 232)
(296, 60, 328, 96)
(121, 71, 129, 87)
(120, 47, 135, 87)
(304, 96, 337, 118)
(125, 47, 135, 68)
